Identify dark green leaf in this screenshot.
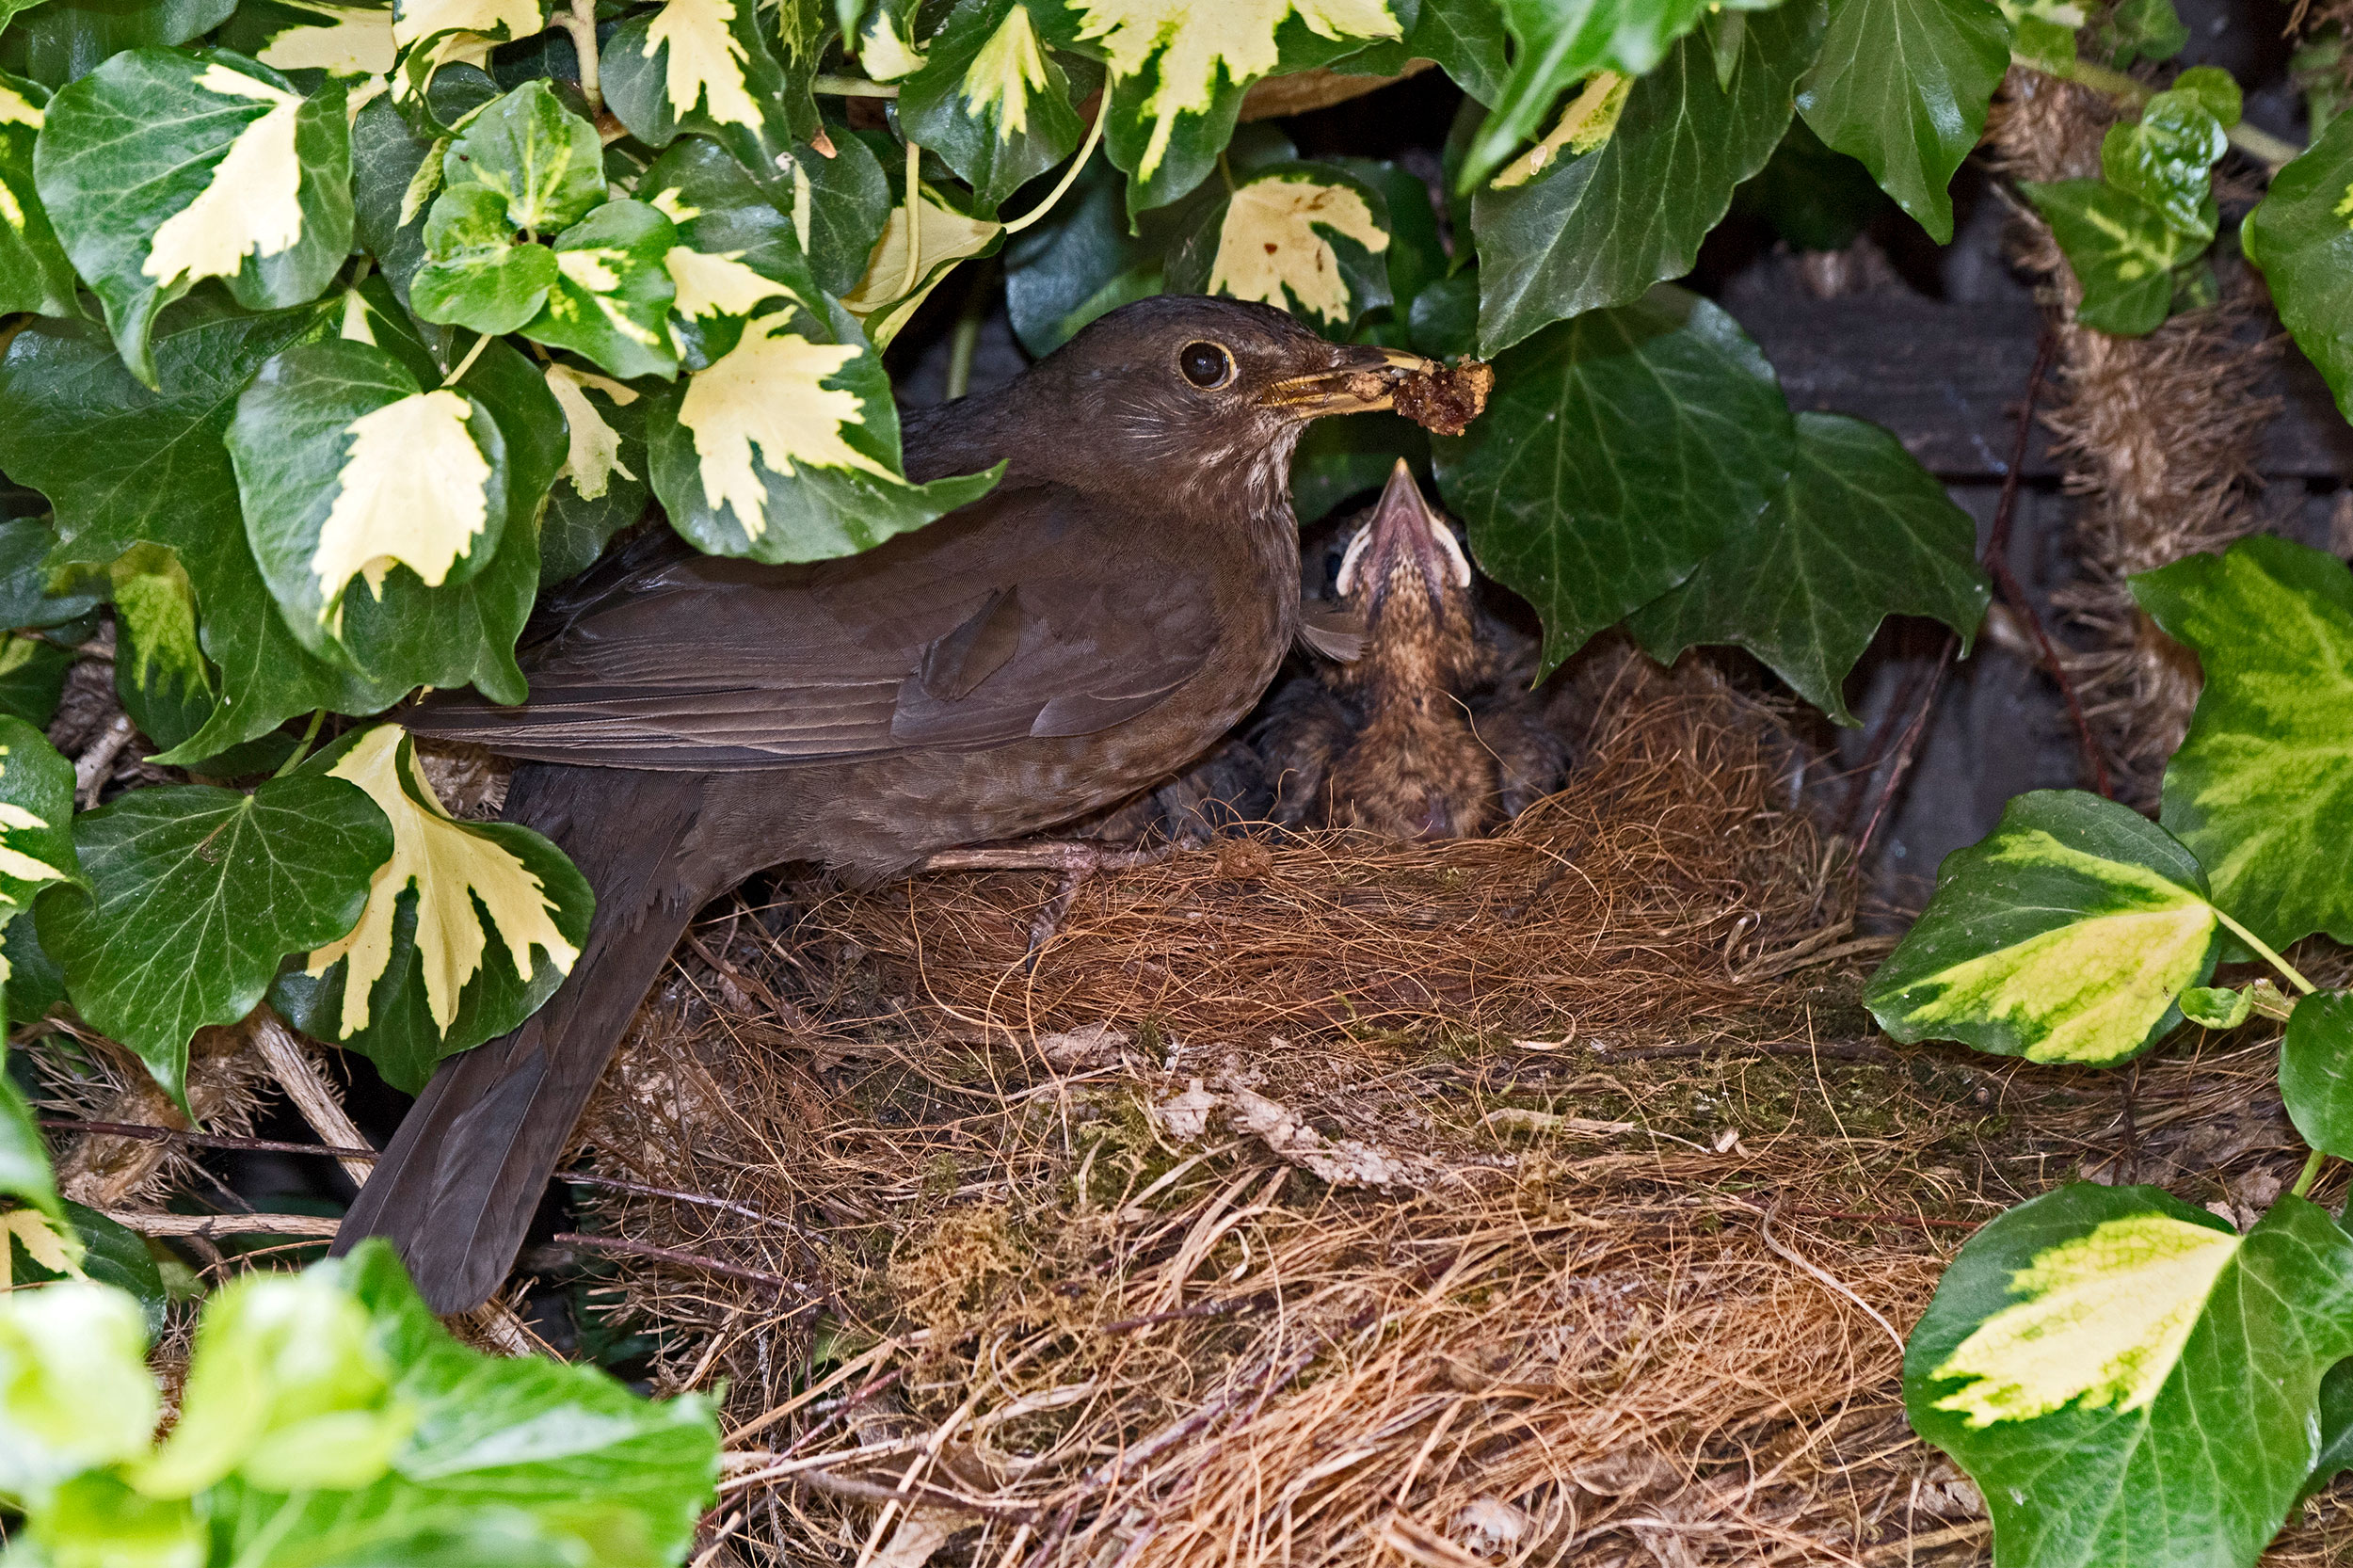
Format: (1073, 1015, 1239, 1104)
(3, 0, 236, 88)
(1433, 285, 1795, 673)
(33, 49, 353, 385)
(1329, 156, 1445, 321)
(0, 71, 76, 317)
(412, 181, 561, 333)
(348, 87, 440, 308)
(1733, 112, 1891, 251)
(0, 635, 68, 726)
(109, 541, 296, 776)
(38, 773, 391, 1102)
(1405, 268, 1477, 358)
(61, 1200, 165, 1330)
(1628, 411, 1990, 724)
(0, 1049, 59, 1220)
(1002, 150, 1162, 356)
(1797, 0, 2010, 243)
(2100, 86, 2226, 240)
(0, 715, 82, 924)
(643, 134, 823, 367)
(273, 727, 592, 1096)
(1865, 790, 2219, 1065)
(604, 0, 808, 190)
(1471, 1, 1823, 354)
(2244, 110, 2353, 424)
(789, 122, 892, 298)
(3, 904, 64, 1027)
(2023, 178, 2201, 336)
(2097, 0, 2186, 66)
(2132, 535, 2353, 949)
(0, 514, 104, 632)
(1404, 0, 1508, 105)
(1907, 1185, 2353, 1568)
(900, 0, 1090, 213)
(2282, 989, 2353, 1160)
(647, 293, 1002, 561)
(2303, 1356, 2353, 1504)
(1166, 161, 1393, 335)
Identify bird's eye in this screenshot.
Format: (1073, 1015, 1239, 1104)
(1178, 341, 1235, 390)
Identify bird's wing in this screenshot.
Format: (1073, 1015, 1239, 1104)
(405, 481, 1219, 769)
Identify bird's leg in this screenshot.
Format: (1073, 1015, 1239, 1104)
(914, 840, 1178, 958)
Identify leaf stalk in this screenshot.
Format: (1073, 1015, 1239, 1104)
(557, 0, 601, 115)
(2210, 905, 2318, 996)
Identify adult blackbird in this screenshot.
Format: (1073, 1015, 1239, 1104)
(336, 296, 1440, 1312)
(1258, 461, 1561, 837)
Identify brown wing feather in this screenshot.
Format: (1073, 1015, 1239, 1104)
(405, 481, 1216, 769)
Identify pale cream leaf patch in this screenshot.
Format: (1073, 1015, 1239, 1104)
(312, 390, 493, 629)
(664, 244, 785, 321)
(0, 82, 45, 130)
(642, 0, 762, 129)
(142, 66, 309, 291)
(259, 3, 398, 75)
(964, 2, 1052, 135)
(546, 363, 639, 501)
(307, 726, 581, 1036)
(1209, 171, 1387, 326)
(677, 312, 891, 542)
(840, 187, 1000, 345)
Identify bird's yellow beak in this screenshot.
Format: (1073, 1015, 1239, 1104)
(1258, 344, 1439, 419)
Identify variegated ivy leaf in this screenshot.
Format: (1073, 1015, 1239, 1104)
(224, 0, 398, 75)
(0, 719, 83, 976)
(2133, 536, 2353, 951)
(271, 727, 591, 1096)
(2281, 990, 2353, 1161)
(900, 0, 1094, 214)
(541, 361, 648, 584)
(605, 0, 813, 192)
(411, 181, 559, 331)
(839, 182, 1002, 346)
(647, 295, 1001, 561)
(520, 199, 680, 381)
(1907, 1184, 2353, 1568)
(2177, 984, 2252, 1030)
(1167, 161, 1390, 334)
(438, 77, 603, 234)
(644, 135, 824, 366)
(32, 49, 354, 387)
(1035, 0, 1411, 214)
(389, 0, 545, 112)
(0, 72, 76, 319)
(227, 338, 511, 658)
(2025, 176, 2204, 337)
(1865, 790, 2224, 1066)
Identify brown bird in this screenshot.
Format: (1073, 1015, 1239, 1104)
(1258, 461, 1562, 838)
(335, 297, 1440, 1311)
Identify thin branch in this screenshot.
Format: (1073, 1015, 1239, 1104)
(549, 1230, 820, 1296)
(39, 1117, 376, 1160)
(557, 0, 601, 113)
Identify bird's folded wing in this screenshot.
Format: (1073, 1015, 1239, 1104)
(404, 483, 1217, 770)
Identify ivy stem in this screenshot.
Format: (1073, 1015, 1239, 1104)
(2020, 52, 2304, 170)
(1000, 87, 1110, 235)
(274, 710, 328, 778)
(2295, 1148, 2329, 1199)
(441, 330, 492, 388)
(557, 0, 601, 114)
(944, 265, 989, 400)
(898, 137, 925, 298)
(811, 74, 900, 98)
(2211, 906, 2318, 996)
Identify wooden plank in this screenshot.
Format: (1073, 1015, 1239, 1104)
(1729, 294, 2353, 483)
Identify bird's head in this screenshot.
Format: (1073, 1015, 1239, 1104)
(1329, 460, 1482, 694)
(1023, 296, 1438, 510)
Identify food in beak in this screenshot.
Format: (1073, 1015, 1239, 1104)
(1391, 358, 1495, 436)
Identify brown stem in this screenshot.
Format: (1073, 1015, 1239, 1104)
(1853, 635, 1957, 865)
(40, 1118, 376, 1160)
(549, 1231, 819, 1296)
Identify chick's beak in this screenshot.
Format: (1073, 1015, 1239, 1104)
(1259, 344, 1438, 419)
(1336, 459, 1472, 614)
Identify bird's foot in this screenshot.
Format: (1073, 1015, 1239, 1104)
(915, 840, 1178, 964)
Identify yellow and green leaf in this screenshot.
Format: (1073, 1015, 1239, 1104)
(228, 0, 398, 76)
(0, 71, 76, 320)
(604, 0, 818, 196)
(2022, 177, 2201, 337)
(840, 182, 1002, 346)
(1171, 160, 1391, 333)
(541, 361, 649, 584)
(1865, 790, 2222, 1066)
(389, 0, 545, 108)
(1907, 1184, 2353, 1566)
(900, 0, 1096, 213)
(0, 1281, 158, 1504)
(273, 727, 593, 1094)
(1034, 0, 1407, 213)
(32, 49, 355, 386)
(2133, 536, 2353, 950)
(521, 199, 680, 382)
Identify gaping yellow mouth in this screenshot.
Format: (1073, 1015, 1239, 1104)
(1258, 346, 1439, 418)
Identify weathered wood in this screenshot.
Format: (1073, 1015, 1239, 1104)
(1730, 294, 2353, 482)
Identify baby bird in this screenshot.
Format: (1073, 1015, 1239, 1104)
(1257, 460, 1562, 837)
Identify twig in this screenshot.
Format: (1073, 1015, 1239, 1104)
(1754, 1198, 1907, 1358)
(549, 1231, 819, 1296)
(1980, 328, 2111, 798)
(73, 713, 135, 808)
(104, 1210, 341, 1239)
(248, 1010, 375, 1187)
(557, 1170, 819, 1240)
(39, 1118, 376, 1160)
(1853, 636, 1957, 865)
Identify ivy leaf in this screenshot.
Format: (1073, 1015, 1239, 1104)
(1628, 412, 1989, 724)
(1034, 0, 1412, 215)
(2281, 990, 2353, 1161)
(437, 76, 601, 234)
(411, 182, 561, 332)
(0, 1050, 58, 1218)
(38, 773, 392, 1103)
(1865, 790, 2222, 1065)
(0, 308, 421, 760)
(2132, 536, 2353, 950)
(0, 515, 104, 632)
(388, 0, 545, 110)
(2023, 178, 2201, 336)
(0, 72, 75, 317)
(517, 198, 680, 381)
(647, 295, 1001, 562)
(2244, 111, 2353, 424)
(1003, 150, 1163, 354)
(644, 134, 823, 366)
(1167, 160, 1391, 335)
(273, 727, 590, 1095)
(3, 0, 237, 90)
(1907, 1184, 2353, 1568)
(1332, 155, 1444, 322)
(229, 337, 511, 661)
(0, 1281, 159, 1505)
(1456, 0, 1786, 195)
(838, 179, 1001, 346)
(540, 361, 648, 584)
(1433, 285, 1795, 674)
(604, 0, 810, 187)
(347, 87, 443, 308)
(899, 0, 1092, 214)
(108, 543, 292, 776)
(1401, 0, 1508, 106)
(222, 0, 397, 76)
(32, 49, 353, 386)
(1471, 1, 1822, 356)
(2177, 984, 2251, 1029)
(2101, 83, 2227, 240)
(1797, 0, 2009, 244)
(783, 125, 892, 297)
(2098, 0, 2186, 66)
(0, 715, 82, 918)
